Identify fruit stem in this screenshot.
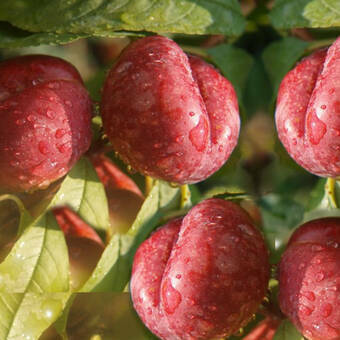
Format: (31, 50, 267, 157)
(145, 176, 154, 196)
(180, 185, 192, 209)
(325, 178, 338, 208)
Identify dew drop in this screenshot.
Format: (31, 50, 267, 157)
(57, 143, 69, 153)
(46, 110, 55, 119)
(189, 111, 195, 117)
(326, 240, 339, 248)
(316, 272, 325, 282)
(189, 116, 208, 152)
(15, 118, 26, 126)
(27, 114, 36, 122)
(162, 279, 182, 314)
(65, 100, 73, 107)
(55, 129, 66, 139)
(321, 303, 332, 317)
(304, 291, 315, 302)
(176, 274, 182, 279)
(38, 141, 49, 155)
(312, 244, 324, 252)
(299, 262, 306, 270)
(154, 143, 162, 149)
(10, 160, 19, 167)
(299, 304, 313, 316)
(307, 112, 327, 145)
(321, 104, 327, 110)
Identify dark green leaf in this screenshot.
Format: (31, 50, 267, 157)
(262, 37, 309, 102)
(81, 181, 181, 292)
(0, 0, 245, 37)
(273, 319, 304, 340)
(270, 0, 310, 29)
(208, 44, 253, 107)
(0, 292, 70, 340)
(243, 56, 272, 116)
(0, 212, 69, 292)
(51, 157, 110, 232)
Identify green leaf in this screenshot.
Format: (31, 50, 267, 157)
(208, 44, 253, 108)
(0, 292, 70, 340)
(262, 37, 309, 102)
(243, 56, 273, 116)
(0, 212, 69, 293)
(270, 0, 340, 29)
(86, 67, 109, 102)
(0, 21, 87, 48)
(81, 180, 181, 292)
(62, 292, 158, 339)
(304, 0, 340, 28)
(51, 157, 110, 232)
(270, 0, 310, 29)
(53, 294, 76, 339)
(0, 0, 245, 37)
(273, 319, 304, 340)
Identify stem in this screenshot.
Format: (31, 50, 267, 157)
(325, 178, 338, 208)
(145, 176, 154, 196)
(180, 185, 191, 209)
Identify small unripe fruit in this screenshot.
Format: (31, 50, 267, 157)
(0, 55, 92, 192)
(131, 198, 269, 339)
(276, 37, 340, 177)
(101, 36, 239, 184)
(279, 218, 340, 340)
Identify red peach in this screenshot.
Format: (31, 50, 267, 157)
(279, 218, 340, 340)
(0, 55, 92, 192)
(131, 198, 269, 339)
(276, 37, 340, 177)
(101, 36, 239, 184)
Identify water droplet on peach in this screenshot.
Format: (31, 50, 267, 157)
(162, 279, 182, 314)
(15, 118, 26, 126)
(38, 141, 49, 155)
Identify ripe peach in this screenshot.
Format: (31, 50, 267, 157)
(101, 36, 239, 184)
(0, 55, 92, 192)
(276, 37, 340, 177)
(131, 198, 269, 339)
(279, 218, 340, 340)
